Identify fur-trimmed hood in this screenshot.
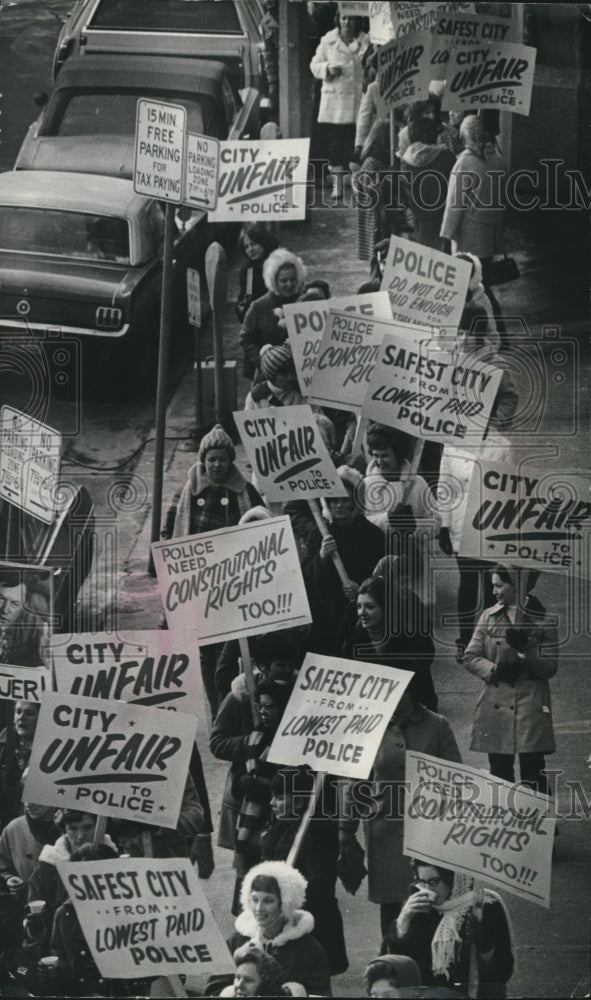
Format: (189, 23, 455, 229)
(37, 834, 73, 866)
(240, 860, 308, 921)
(402, 142, 446, 169)
(234, 907, 315, 949)
(263, 248, 306, 297)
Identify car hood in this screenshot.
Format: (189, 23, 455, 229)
(0, 253, 138, 302)
(16, 136, 135, 179)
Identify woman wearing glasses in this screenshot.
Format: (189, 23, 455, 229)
(383, 862, 514, 998)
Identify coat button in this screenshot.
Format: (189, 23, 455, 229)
(80, 950, 87, 957)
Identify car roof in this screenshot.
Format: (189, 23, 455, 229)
(0, 171, 147, 217)
(54, 53, 229, 100)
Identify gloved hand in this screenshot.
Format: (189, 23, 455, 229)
(494, 658, 524, 684)
(505, 627, 530, 653)
(438, 526, 454, 556)
(190, 833, 215, 880)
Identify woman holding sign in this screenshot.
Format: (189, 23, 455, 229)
(384, 863, 514, 998)
(463, 564, 559, 796)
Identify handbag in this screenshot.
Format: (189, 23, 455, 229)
(487, 255, 520, 286)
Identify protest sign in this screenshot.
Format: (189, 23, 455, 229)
(404, 751, 555, 906)
(376, 31, 432, 110)
(0, 663, 50, 703)
(363, 331, 502, 443)
(208, 139, 310, 222)
(309, 310, 397, 413)
(52, 630, 202, 714)
(151, 516, 311, 645)
(268, 653, 412, 779)
(369, 2, 395, 45)
(0, 406, 62, 523)
(390, 1, 474, 37)
(284, 291, 393, 394)
(442, 40, 537, 116)
(24, 692, 197, 828)
(459, 463, 591, 576)
(431, 10, 517, 80)
(381, 236, 472, 332)
(234, 406, 348, 502)
(56, 858, 234, 978)
(339, 1, 370, 14)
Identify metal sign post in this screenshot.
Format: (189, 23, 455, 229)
(187, 267, 204, 429)
(133, 99, 187, 568)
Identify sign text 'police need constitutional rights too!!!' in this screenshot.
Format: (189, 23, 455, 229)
(24, 692, 197, 828)
(404, 752, 555, 906)
(151, 516, 311, 645)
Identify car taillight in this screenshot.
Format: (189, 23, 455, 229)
(96, 306, 123, 330)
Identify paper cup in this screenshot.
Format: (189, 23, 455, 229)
(28, 900, 46, 915)
(38, 957, 59, 969)
(6, 876, 23, 889)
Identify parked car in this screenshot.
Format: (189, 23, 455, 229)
(16, 55, 262, 177)
(52, 0, 267, 91)
(0, 170, 224, 386)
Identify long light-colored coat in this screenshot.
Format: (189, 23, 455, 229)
(440, 147, 507, 258)
(464, 603, 558, 754)
(310, 28, 369, 124)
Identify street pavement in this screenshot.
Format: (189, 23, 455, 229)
(108, 194, 591, 999)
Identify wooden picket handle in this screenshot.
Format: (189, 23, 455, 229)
(239, 636, 260, 725)
(468, 884, 485, 999)
(350, 415, 367, 460)
(286, 772, 324, 868)
(308, 499, 353, 590)
(400, 438, 425, 505)
(93, 815, 107, 843)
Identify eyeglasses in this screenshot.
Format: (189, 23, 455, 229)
(414, 876, 442, 889)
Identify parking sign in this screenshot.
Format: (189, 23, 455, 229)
(134, 99, 186, 204)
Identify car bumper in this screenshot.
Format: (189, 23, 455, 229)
(0, 319, 130, 338)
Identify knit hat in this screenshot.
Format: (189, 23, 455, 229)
(365, 955, 422, 990)
(198, 424, 235, 463)
(259, 342, 293, 380)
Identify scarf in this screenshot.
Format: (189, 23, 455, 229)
(431, 873, 514, 981)
(235, 730, 275, 854)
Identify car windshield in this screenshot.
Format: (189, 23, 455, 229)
(54, 91, 212, 137)
(88, 0, 243, 35)
(0, 207, 131, 263)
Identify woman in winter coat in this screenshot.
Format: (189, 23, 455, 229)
(339, 689, 460, 942)
(235, 224, 280, 324)
(440, 116, 507, 285)
(464, 563, 558, 794)
(244, 343, 306, 411)
(384, 862, 514, 998)
(401, 116, 455, 250)
(302, 465, 385, 655)
(310, 12, 369, 202)
(224, 861, 331, 997)
(162, 423, 264, 717)
(342, 575, 438, 712)
(240, 249, 307, 379)
(218, 944, 288, 998)
(363, 954, 422, 996)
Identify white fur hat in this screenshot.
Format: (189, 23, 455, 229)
(240, 861, 307, 920)
(263, 248, 307, 295)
